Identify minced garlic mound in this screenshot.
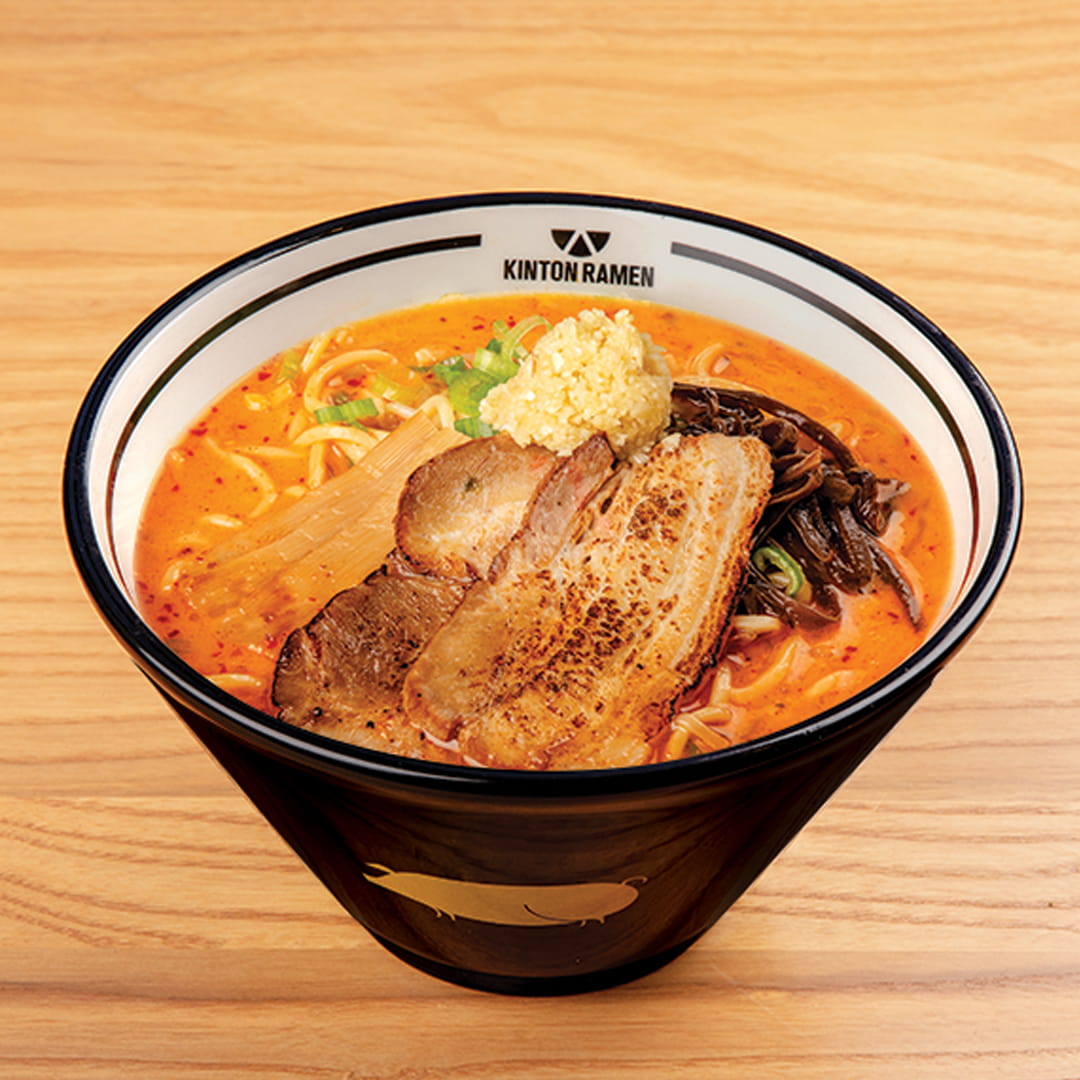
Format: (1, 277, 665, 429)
(479, 308, 673, 458)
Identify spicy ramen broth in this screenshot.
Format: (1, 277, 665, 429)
(135, 294, 953, 762)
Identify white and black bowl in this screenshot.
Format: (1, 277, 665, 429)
(64, 193, 1022, 994)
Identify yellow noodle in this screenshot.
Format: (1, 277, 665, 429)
(419, 392, 455, 429)
(728, 638, 801, 705)
(208, 672, 265, 692)
(302, 348, 397, 413)
(226, 452, 277, 499)
(286, 409, 310, 442)
(159, 556, 199, 592)
(234, 444, 305, 460)
(672, 372, 751, 391)
(206, 444, 279, 518)
(298, 330, 333, 375)
(243, 383, 293, 412)
(688, 341, 730, 375)
(671, 712, 733, 753)
(661, 724, 691, 761)
(293, 424, 382, 450)
(249, 491, 278, 519)
(689, 703, 737, 727)
(730, 614, 783, 640)
(807, 670, 858, 699)
(708, 662, 733, 706)
(200, 513, 244, 530)
(203, 436, 276, 497)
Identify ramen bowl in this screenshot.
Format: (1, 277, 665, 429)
(64, 193, 1022, 995)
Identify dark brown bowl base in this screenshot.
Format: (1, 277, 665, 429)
(165, 677, 932, 996)
(372, 931, 701, 996)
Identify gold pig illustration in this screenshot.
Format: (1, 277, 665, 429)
(362, 864, 647, 926)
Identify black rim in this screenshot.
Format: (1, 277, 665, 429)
(62, 191, 1024, 799)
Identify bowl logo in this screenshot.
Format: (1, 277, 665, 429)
(502, 227, 656, 288)
(363, 863, 647, 927)
(551, 228, 611, 258)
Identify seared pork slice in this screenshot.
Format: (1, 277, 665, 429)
(272, 557, 467, 759)
(396, 434, 559, 579)
(398, 432, 618, 748)
(490, 433, 618, 573)
(402, 433, 773, 770)
(272, 436, 608, 759)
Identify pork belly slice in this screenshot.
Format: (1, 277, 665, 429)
(271, 436, 572, 758)
(396, 434, 559, 579)
(402, 433, 773, 770)
(272, 557, 468, 759)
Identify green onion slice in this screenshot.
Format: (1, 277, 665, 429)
(454, 416, 496, 438)
(370, 372, 423, 405)
(751, 543, 807, 598)
(428, 355, 468, 384)
(447, 368, 499, 417)
(471, 345, 518, 382)
(276, 348, 302, 383)
(313, 397, 379, 425)
(497, 314, 549, 361)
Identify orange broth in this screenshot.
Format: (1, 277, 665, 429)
(134, 293, 953, 760)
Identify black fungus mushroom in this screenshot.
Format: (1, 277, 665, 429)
(670, 382, 920, 629)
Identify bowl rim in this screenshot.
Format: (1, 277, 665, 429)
(63, 190, 1024, 799)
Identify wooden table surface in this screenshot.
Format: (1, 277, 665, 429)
(3, 1, 1078, 1076)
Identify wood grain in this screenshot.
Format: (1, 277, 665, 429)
(2, 0, 1078, 1076)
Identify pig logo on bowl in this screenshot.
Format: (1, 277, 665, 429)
(362, 863, 647, 927)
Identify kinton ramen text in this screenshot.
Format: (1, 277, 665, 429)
(503, 258, 656, 287)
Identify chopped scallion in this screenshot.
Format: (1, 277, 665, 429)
(276, 348, 302, 383)
(472, 345, 518, 382)
(751, 544, 807, 598)
(370, 372, 424, 405)
(446, 368, 498, 417)
(454, 416, 496, 438)
(496, 314, 549, 361)
(313, 397, 379, 425)
(428, 355, 468, 384)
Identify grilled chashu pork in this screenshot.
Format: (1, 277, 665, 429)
(272, 435, 565, 754)
(401, 431, 772, 769)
